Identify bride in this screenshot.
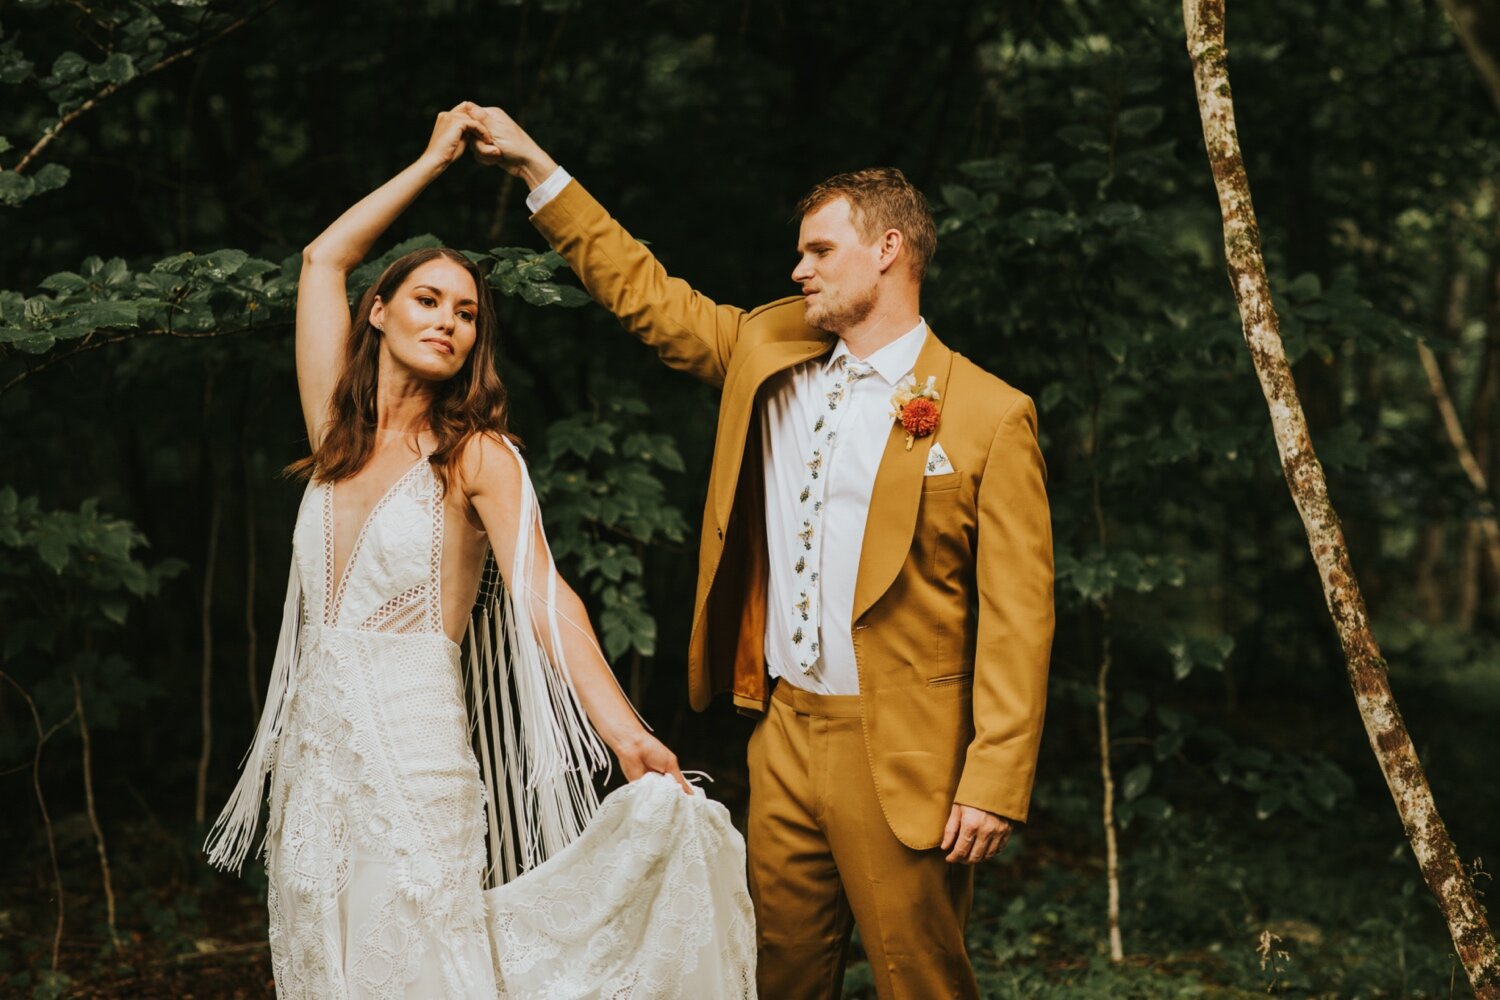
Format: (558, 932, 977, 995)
(203, 102, 755, 998)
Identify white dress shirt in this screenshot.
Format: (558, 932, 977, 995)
(527, 168, 927, 694)
(759, 324, 926, 694)
(526, 166, 575, 214)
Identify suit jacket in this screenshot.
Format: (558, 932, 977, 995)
(530, 181, 1055, 846)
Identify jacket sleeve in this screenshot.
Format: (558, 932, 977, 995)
(529, 179, 745, 387)
(953, 393, 1055, 823)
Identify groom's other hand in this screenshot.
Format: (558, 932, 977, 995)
(941, 803, 1013, 864)
(468, 105, 559, 189)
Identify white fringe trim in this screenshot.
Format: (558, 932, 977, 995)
(203, 554, 303, 872)
(466, 437, 621, 887)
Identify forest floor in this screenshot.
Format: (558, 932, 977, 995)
(2, 657, 1494, 999)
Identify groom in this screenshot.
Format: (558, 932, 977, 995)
(474, 106, 1054, 999)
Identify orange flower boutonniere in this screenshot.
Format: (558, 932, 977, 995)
(889, 375, 942, 451)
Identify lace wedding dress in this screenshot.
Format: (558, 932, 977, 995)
(204, 440, 756, 998)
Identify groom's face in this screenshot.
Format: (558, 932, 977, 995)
(793, 197, 881, 334)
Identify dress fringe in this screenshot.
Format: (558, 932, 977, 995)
(466, 437, 613, 887)
(204, 555, 303, 872)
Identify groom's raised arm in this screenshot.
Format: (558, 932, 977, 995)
(472, 106, 747, 388)
(529, 172, 746, 387)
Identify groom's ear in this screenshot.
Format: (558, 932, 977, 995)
(876, 228, 905, 274)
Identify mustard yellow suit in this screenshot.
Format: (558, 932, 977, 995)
(531, 180, 1054, 999)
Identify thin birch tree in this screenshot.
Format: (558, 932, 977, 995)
(1183, 2, 1500, 995)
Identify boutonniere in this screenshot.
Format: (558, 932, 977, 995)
(889, 375, 941, 451)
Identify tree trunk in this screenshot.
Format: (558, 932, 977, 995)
(1416, 340, 1500, 586)
(1096, 625, 1124, 963)
(1441, 0, 1500, 117)
(1183, 3, 1500, 995)
(73, 673, 122, 953)
(243, 446, 260, 723)
(1086, 347, 1124, 962)
(194, 370, 222, 826)
(1472, 266, 1500, 620)
(1, 671, 71, 973)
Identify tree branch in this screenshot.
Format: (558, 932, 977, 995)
(0, 321, 282, 396)
(1417, 339, 1500, 582)
(10, 0, 280, 176)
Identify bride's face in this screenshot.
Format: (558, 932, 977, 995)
(370, 258, 480, 381)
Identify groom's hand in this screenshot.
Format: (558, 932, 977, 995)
(468, 105, 559, 188)
(941, 803, 1012, 864)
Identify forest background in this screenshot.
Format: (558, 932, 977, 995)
(2, 0, 1499, 996)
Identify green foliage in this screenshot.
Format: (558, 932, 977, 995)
(479, 247, 595, 309)
(1, 0, 255, 206)
(532, 394, 688, 659)
(0, 486, 181, 759)
(0, 249, 292, 357)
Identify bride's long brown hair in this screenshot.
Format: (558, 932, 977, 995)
(285, 247, 512, 492)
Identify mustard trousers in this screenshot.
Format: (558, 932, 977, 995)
(746, 679, 979, 1000)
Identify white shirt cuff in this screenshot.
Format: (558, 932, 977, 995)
(525, 166, 573, 214)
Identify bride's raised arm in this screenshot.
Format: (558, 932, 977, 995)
(295, 103, 491, 450)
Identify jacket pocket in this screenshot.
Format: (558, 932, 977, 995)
(921, 470, 962, 493)
(926, 671, 973, 688)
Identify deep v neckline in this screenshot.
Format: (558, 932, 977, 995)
(324, 454, 432, 624)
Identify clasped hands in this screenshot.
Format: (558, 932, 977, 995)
(418, 101, 557, 186)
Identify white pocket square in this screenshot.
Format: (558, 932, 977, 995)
(924, 442, 955, 476)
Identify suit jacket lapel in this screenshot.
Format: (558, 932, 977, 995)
(712, 335, 834, 528)
(852, 332, 954, 622)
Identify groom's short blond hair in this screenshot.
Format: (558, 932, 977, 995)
(795, 167, 937, 281)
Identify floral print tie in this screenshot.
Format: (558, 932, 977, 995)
(791, 355, 875, 676)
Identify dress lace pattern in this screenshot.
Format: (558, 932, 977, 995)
(213, 454, 755, 998)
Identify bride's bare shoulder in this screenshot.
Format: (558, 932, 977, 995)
(456, 430, 527, 503)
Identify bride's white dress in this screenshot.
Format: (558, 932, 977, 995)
(206, 449, 756, 998)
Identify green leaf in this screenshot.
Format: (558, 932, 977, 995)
(1121, 763, 1152, 801)
(88, 52, 136, 86)
(99, 597, 129, 626)
(0, 169, 35, 206)
(38, 271, 87, 294)
(941, 184, 980, 214)
(1117, 106, 1164, 136)
(37, 536, 69, 573)
(1130, 796, 1173, 822)
(1056, 124, 1106, 149)
(31, 161, 68, 194)
(0, 49, 33, 85)
(47, 51, 87, 82)
(1286, 272, 1322, 300)
(196, 249, 249, 279)
(1094, 202, 1143, 229)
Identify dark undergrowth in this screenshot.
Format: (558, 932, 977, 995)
(2, 660, 1494, 999)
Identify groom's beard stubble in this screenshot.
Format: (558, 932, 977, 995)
(804, 284, 876, 335)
